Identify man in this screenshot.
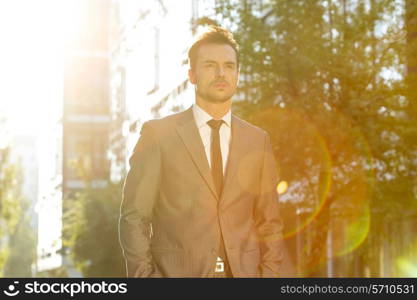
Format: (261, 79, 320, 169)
(119, 26, 283, 278)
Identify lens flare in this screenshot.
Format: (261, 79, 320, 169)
(299, 107, 375, 275)
(396, 241, 417, 277)
(248, 107, 331, 240)
(326, 109, 374, 258)
(397, 258, 417, 277)
(277, 181, 288, 194)
(246, 105, 375, 276)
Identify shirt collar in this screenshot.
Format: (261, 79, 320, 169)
(192, 103, 232, 129)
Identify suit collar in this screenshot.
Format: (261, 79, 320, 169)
(221, 115, 248, 203)
(176, 107, 218, 199)
(192, 103, 232, 129)
(176, 106, 248, 202)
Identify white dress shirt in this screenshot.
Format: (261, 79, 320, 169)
(192, 103, 232, 174)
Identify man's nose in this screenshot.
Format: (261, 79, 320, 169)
(216, 66, 226, 77)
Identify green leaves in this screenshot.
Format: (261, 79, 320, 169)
(214, 0, 416, 276)
(0, 143, 34, 277)
(63, 181, 125, 277)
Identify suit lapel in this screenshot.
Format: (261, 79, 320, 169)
(221, 115, 248, 203)
(176, 107, 218, 200)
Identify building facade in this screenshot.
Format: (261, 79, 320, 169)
(63, 0, 111, 197)
(109, 0, 216, 181)
(62, 0, 112, 276)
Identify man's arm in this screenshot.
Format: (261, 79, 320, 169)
(254, 133, 284, 277)
(119, 121, 161, 277)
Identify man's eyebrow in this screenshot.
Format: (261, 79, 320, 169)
(202, 60, 236, 65)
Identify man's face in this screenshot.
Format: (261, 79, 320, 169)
(189, 43, 239, 103)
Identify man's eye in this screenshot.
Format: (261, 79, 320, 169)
(205, 63, 214, 67)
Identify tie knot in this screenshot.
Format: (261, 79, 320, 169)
(207, 119, 224, 131)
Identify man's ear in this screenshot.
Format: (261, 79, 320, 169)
(188, 68, 197, 84)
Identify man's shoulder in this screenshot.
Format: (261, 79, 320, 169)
(233, 114, 269, 138)
(142, 108, 190, 131)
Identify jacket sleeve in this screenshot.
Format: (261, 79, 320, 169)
(254, 132, 284, 278)
(119, 121, 161, 277)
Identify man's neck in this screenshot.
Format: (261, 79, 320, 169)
(195, 98, 231, 120)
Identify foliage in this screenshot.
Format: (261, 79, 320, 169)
(0, 143, 26, 275)
(212, 0, 417, 276)
(63, 180, 125, 277)
(3, 202, 37, 277)
(0, 146, 22, 237)
(0, 116, 37, 276)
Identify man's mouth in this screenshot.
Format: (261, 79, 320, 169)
(213, 82, 228, 88)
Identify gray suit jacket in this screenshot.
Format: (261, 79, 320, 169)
(119, 106, 283, 277)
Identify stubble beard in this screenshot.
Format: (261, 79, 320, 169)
(196, 86, 235, 103)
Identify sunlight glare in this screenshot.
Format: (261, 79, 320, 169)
(0, 0, 66, 137)
(277, 180, 288, 194)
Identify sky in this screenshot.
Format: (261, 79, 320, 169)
(0, 0, 186, 272)
(0, 0, 66, 272)
(0, 0, 65, 139)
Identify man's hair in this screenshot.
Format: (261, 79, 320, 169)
(188, 26, 239, 71)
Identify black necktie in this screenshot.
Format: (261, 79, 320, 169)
(207, 119, 224, 197)
(207, 119, 230, 274)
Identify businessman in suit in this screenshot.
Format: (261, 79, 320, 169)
(119, 26, 283, 278)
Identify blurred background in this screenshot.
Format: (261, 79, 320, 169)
(0, 0, 416, 277)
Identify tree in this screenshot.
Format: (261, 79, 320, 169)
(0, 116, 35, 276)
(0, 145, 22, 275)
(0, 124, 36, 277)
(63, 179, 125, 277)
(212, 0, 415, 276)
(406, 0, 417, 116)
(3, 200, 36, 277)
